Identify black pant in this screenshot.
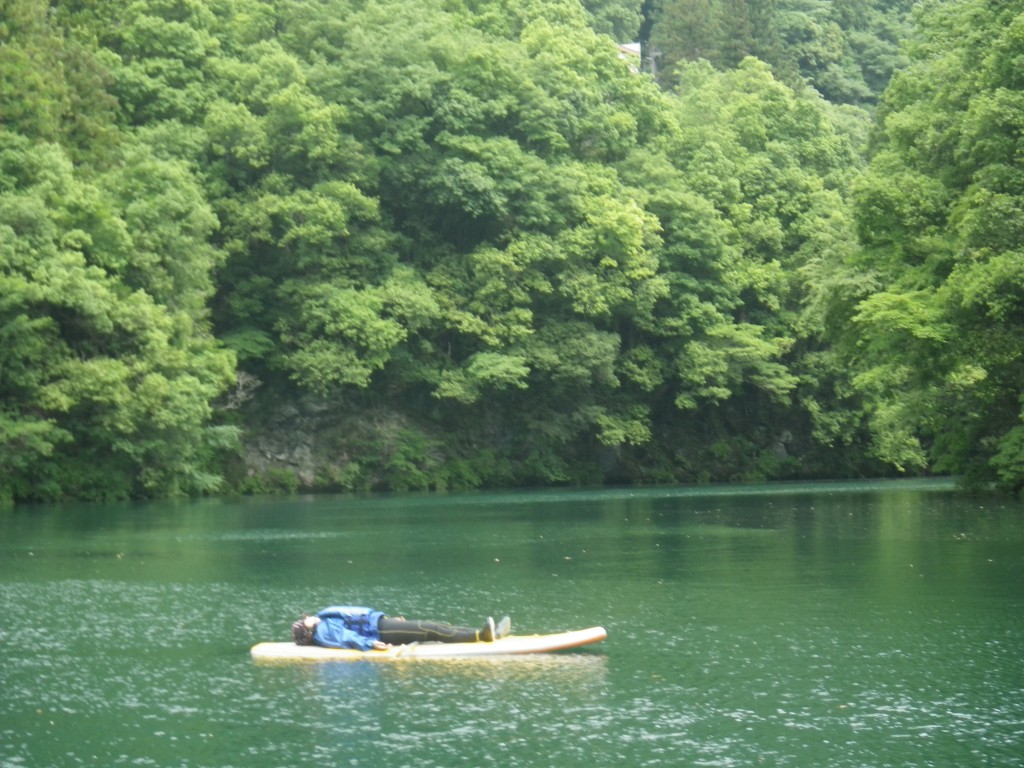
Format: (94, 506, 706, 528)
(378, 616, 480, 644)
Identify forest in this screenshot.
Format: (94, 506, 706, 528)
(1, 0, 1022, 503)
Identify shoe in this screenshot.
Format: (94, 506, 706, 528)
(480, 616, 496, 642)
(495, 616, 511, 639)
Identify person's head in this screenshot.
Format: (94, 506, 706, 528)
(292, 614, 315, 645)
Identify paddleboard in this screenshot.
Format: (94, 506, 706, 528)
(251, 626, 607, 662)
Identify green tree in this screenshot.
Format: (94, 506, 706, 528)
(650, 0, 912, 105)
(201, 0, 871, 489)
(24, 0, 906, 496)
(580, 0, 644, 40)
(94, 0, 222, 125)
(613, 58, 867, 481)
(838, 0, 1024, 491)
(0, 131, 236, 503)
(203, 0, 682, 488)
(1, 0, 119, 162)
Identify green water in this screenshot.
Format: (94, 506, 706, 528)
(2, 479, 1023, 767)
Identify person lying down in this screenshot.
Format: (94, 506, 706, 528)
(291, 606, 511, 651)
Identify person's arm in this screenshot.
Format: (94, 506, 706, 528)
(316, 606, 372, 620)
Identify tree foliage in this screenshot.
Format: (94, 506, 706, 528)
(649, 0, 913, 105)
(836, 0, 1024, 491)
(2, 0, 1016, 501)
(0, 130, 236, 502)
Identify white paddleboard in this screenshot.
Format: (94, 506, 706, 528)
(251, 626, 607, 662)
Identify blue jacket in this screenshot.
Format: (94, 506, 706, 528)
(312, 606, 385, 651)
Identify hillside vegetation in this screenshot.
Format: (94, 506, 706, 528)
(2, 0, 1022, 502)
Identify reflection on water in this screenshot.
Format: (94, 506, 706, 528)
(2, 479, 1023, 767)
